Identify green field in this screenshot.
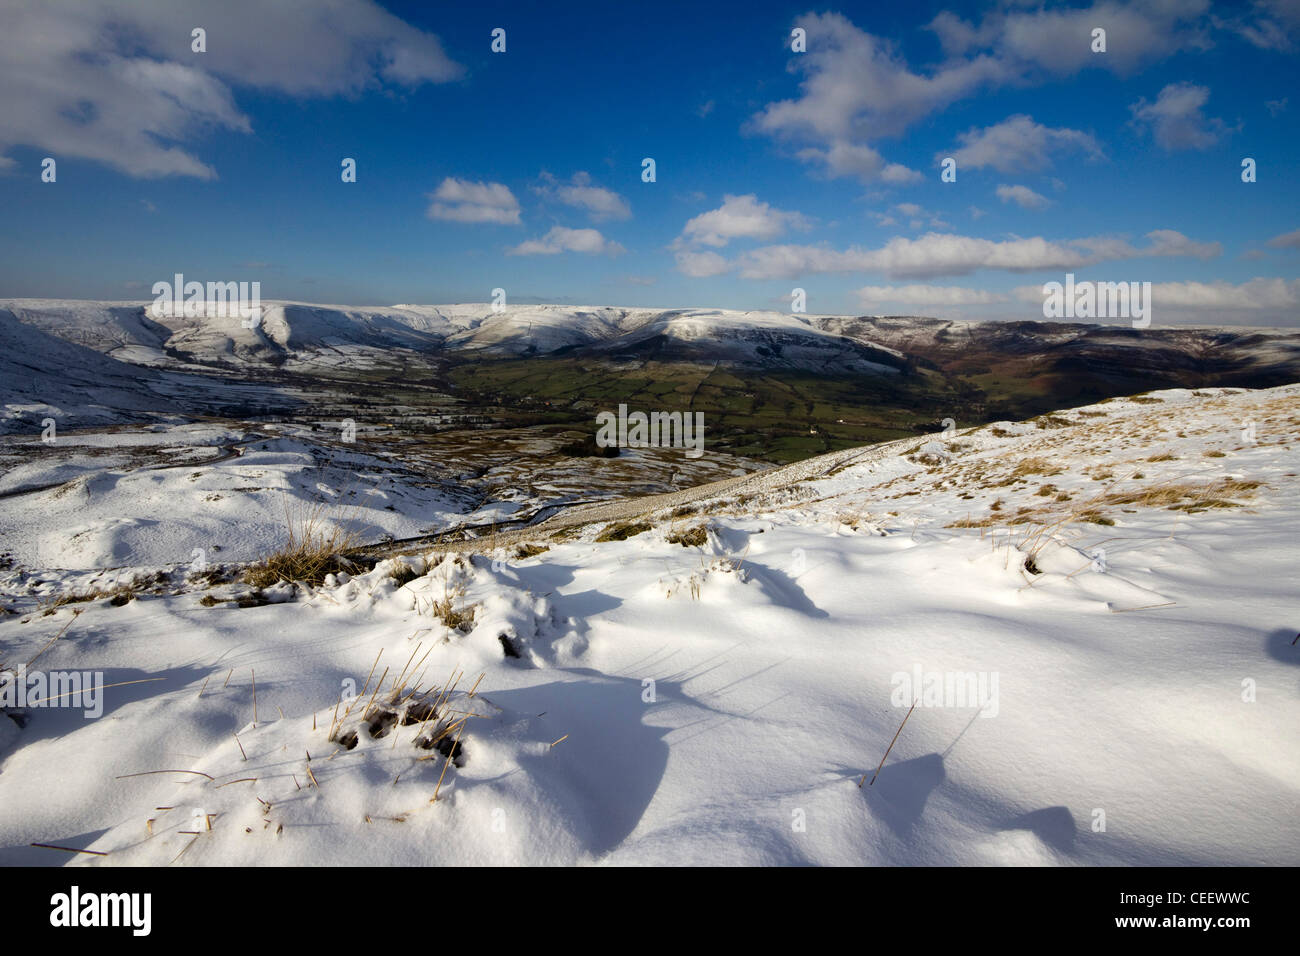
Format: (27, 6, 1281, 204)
(447, 357, 995, 463)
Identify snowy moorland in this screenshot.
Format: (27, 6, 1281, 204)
(0, 384, 1297, 865)
(6, 299, 1299, 439)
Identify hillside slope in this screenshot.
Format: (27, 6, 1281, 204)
(1, 384, 1296, 866)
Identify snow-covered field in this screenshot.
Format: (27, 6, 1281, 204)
(0, 424, 474, 570)
(1, 385, 1297, 866)
(0, 420, 757, 573)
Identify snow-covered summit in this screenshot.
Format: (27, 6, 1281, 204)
(0, 299, 899, 371)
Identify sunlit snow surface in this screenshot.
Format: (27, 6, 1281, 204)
(1, 384, 1297, 865)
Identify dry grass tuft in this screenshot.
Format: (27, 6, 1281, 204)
(947, 477, 1262, 531)
(1010, 457, 1064, 478)
(40, 583, 139, 613)
(388, 558, 426, 588)
(949, 515, 994, 528)
(410, 557, 478, 633)
(327, 665, 484, 780)
(595, 521, 652, 542)
(666, 524, 709, 547)
(428, 583, 475, 632)
(192, 565, 233, 586)
(244, 497, 363, 588)
(1095, 478, 1260, 511)
(1078, 510, 1115, 525)
(40, 589, 109, 610)
(1032, 414, 1078, 429)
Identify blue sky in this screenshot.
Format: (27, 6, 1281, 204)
(1, 0, 1297, 324)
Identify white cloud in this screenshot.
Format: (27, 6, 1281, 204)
(752, 6, 1209, 185)
(870, 203, 949, 230)
(725, 229, 1222, 280)
(676, 194, 810, 248)
(426, 178, 521, 225)
(945, 115, 1103, 173)
(729, 236, 1083, 280)
(1146, 277, 1300, 309)
(928, 3, 1212, 77)
(1143, 229, 1221, 258)
(996, 184, 1051, 210)
(856, 284, 1009, 307)
(536, 171, 631, 222)
(795, 142, 921, 185)
(509, 226, 624, 256)
(751, 12, 999, 183)
(0, 0, 462, 178)
(1012, 276, 1300, 313)
(754, 12, 1003, 144)
(1214, 0, 1300, 51)
(1130, 82, 1227, 150)
(1267, 228, 1300, 248)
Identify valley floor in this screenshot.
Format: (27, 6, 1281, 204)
(1, 385, 1297, 865)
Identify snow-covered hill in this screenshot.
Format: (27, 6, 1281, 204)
(1, 384, 1296, 865)
(0, 299, 905, 372)
(8, 299, 1300, 441)
(0, 307, 252, 430)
